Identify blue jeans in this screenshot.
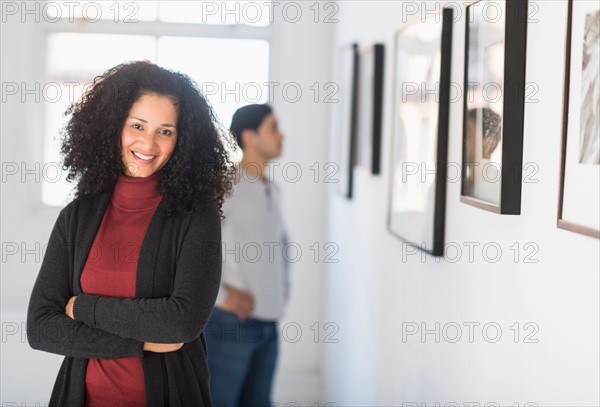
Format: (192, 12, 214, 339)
(205, 307, 279, 407)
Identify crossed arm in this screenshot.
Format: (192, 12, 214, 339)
(26, 204, 222, 359)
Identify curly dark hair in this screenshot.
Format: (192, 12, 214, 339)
(59, 60, 236, 217)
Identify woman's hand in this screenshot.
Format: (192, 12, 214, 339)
(65, 296, 77, 319)
(143, 342, 184, 353)
(66, 295, 182, 353)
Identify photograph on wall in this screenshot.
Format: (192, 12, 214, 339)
(558, 0, 600, 238)
(356, 44, 385, 175)
(579, 8, 600, 165)
(334, 42, 359, 199)
(461, 0, 527, 214)
(387, 8, 453, 256)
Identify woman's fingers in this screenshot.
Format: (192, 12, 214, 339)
(143, 342, 184, 353)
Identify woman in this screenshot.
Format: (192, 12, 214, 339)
(26, 60, 235, 406)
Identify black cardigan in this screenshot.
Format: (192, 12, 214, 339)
(26, 183, 222, 406)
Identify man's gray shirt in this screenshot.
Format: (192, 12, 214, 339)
(215, 166, 290, 321)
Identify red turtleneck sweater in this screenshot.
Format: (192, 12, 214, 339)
(80, 171, 162, 407)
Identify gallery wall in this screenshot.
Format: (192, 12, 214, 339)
(324, 1, 599, 405)
(1, 1, 598, 405)
(0, 3, 332, 402)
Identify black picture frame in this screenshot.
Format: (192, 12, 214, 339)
(356, 44, 385, 175)
(557, 0, 600, 239)
(336, 42, 359, 199)
(460, 0, 528, 214)
(386, 8, 453, 257)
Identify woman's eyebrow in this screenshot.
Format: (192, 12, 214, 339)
(130, 116, 176, 128)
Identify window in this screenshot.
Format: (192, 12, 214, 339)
(157, 36, 270, 126)
(41, 1, 271, 206)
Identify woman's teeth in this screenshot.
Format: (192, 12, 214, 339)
(132, 151, 156, 161)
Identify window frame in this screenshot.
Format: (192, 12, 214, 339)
(39, 6, 273, 208)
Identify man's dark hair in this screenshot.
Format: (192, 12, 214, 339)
(229, 104, 273, 150)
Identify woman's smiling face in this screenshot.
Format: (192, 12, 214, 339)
(121, 92, 178, 177)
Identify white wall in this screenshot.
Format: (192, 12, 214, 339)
(1, 11, 61, 402)
(3, 1, 599, 405)
(324, 1, 599, 406)
(269, 3, 332, 402)
(0, 2, 331, 403)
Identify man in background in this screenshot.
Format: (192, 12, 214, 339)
(206, 104, 290, 407)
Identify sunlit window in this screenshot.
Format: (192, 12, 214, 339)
(44, 1, 271, 25)
(43, 33, 157, 207)
(158, 37, 270, 127)
(44, 1, 159, 22)
(41, 2, 271, 206)
(159, 1, 272, 26)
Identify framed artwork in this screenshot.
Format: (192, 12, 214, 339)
(335, 42, 359, 199)
(387, 8, 453, 257)
(558, 0, 600, 238)
(356, 44, 385, 175)
(461, 0, 528, 214)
